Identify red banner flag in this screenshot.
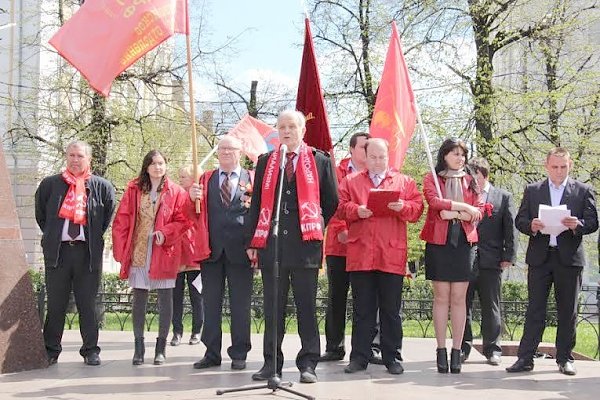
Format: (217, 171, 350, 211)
(227, 114, 277, 163)
(369, 22, 417, 170)
(49, 0, 188, 97)
(296, 18, 333, 155)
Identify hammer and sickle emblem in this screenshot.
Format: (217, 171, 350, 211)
(259, 208, 271, 226)
(300, 202, 320, 220)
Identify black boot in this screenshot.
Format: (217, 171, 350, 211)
(132, 337, 144, 365)
(450, 348, 462, 374)
(436, 348, 448, 373)
(154, 337, 167, 365)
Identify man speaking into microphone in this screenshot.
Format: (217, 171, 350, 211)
(245, 109, 338, 384)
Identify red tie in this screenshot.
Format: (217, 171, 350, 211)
(285, 152, 296, 182)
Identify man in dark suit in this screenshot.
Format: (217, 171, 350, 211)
(507, 147, 598, 376)
(246, 110, 339, 384)
(461, 157, 516, 366)
(190, 136, 253, 371)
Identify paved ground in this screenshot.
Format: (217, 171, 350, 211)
(0, 330, 598, 399)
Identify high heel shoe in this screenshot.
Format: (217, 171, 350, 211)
(450, 348, 462, 374)
(436, 348, 448, 373)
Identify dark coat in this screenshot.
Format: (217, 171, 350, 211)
(245, 148, 339, 269)
(476, 185, 517, 269)
(34, 174, 115, 271)
(515, 178, 598, 267)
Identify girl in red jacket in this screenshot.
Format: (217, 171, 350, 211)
(112, 150, 191, 366)
(419, 138, 483, 374)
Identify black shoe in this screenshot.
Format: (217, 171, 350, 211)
(450, 348, 461, 374)
(170, 333, 182, 346)
(231, 359, 246, 370)
(299, 367, 317, 383)
(84, 353, 101, 366)
(193, 357, 221, 369)
(252, 365, 279, 381)
(319, 351, 345, 361)
(133, 337, 145, 365)
(558, 361, 576, 376)
(506, 358, 534, 373)
(47, 356, 58, 366)
(344, 361, 367, 373)
(189, 333, 201, 345)
(154, 337, 167, 365)
(436, 348, 448, 373)
(386, 361, 404, 375)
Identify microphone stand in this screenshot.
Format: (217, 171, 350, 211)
(216, 147, 314, 400)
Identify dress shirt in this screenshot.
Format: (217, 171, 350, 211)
(548, 176, 568, 247)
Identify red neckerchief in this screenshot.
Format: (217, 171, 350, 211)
(58, 166, 91, 225)
(250, 144, 322, 248)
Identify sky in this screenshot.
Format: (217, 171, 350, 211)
(194, 0, 309, 101)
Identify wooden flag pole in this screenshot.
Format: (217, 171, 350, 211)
(185, 13, 201, 213)
(415, 103, 443, 198)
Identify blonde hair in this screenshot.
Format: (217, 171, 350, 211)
(178, 164, 202, 180)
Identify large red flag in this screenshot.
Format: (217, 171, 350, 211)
(227, 114, 277, 163)
(49, 0, 188, 96)
(369, 22, 417, 170)
(296, 18, 333, 155)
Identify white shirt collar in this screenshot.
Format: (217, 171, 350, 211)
(548, 176, 569, 190)
(482, 181, 490, 194)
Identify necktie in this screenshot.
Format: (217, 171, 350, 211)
(285, 152, 296, 182)
(68, 220, 80, 240)
(220, 172, 232, 207)
(373, 174, 381, 187)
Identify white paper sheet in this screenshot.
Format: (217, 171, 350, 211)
(538, 204, 570, 236)
(192, 272, 203, 294)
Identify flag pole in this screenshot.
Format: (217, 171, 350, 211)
(199, 145, 218, 169)
(415, 103, 442, 198)
(185, 9, 201, 213)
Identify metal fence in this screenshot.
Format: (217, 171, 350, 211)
(35, 285, 600, 360)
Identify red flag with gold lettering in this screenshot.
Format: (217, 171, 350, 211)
(369, 21, 416, 170)
(49, 0, 188, 97)
(296, 18, 333, 155)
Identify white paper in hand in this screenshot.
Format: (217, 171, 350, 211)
(538, 204, 570, 236)
(192, 272, 203, 294)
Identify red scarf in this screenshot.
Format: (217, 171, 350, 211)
(250, 144, 322, 248)
(58, 167, 91, 225)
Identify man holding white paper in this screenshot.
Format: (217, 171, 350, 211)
(507, 147, 598, 376)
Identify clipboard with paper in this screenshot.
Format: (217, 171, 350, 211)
(538, 204, 570, 236)
(366, 189, 400, 217)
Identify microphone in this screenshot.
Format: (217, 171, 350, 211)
(279, 144, 288, 170)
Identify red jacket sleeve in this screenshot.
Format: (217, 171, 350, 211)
(161, 187, 193, 247)
(423, 172, 452, 211)
(111, 187, 134, 263)
(398, 177, 424, 222)
(337, 176, 361, 223)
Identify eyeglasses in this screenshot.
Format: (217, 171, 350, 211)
(218, 147, 241, 152)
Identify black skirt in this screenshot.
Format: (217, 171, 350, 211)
(425, 220, 475, 282)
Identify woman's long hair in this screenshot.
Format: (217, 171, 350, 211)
(137, 150, 167, 193)
(434, 138, 478, 193)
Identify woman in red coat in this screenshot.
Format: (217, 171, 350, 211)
(420, 138, 483, 374)
(112, 150, 191, 366)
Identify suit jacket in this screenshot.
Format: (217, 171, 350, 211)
(205, 168, 252, 265)
(515, 178, 598, 267)
(476, 185, 517, 269)
(245, 148, 339, 269)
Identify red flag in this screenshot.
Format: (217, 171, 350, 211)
(296, 18, 333, 155)
(227, 114, 276, 163)
(369, 22, 417, 170)
(49, 0, 188, 96)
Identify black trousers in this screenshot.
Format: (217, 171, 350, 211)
(324, 255, 350, 353)
(462, 267, 503, 358)
(262, 267, 320, 372)
(172, 270, 204, 335)
(517, 250, 582, 363)
(44, 242, 101, 358)
(349, 271, 404, 367)
(201, 253, 253, 362)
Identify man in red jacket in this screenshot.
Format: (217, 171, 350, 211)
(320, 132, 369, 362)
(337, 138, 423, 375)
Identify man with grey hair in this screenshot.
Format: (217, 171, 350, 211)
(35, 140, 115, 366)
(189, 135, 254, 370)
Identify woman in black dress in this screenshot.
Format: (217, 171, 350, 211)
(420, 138, 483, 373)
